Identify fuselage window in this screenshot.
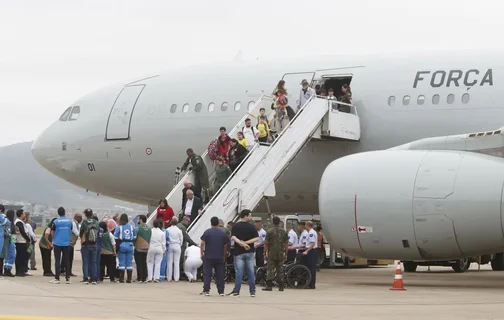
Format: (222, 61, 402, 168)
(208, 102, 215, 112)
(432, 94, 440, 105)
(59, 107, 72, 121)
(447, 94, 455, 104)
(417, 95, 425, 105)
(68, 106, 81, 121)
(170, 104, 177, 113)
(387, 96, 396, 106)
(462, 93, 470, 104)
(182, 103, 189, 113)
(402, 95, 410, 106)
(221, 102, 228, 111)
(248, 101, 255, 111)
(195, 103, 202, 112)
(234, 101, 242, 111)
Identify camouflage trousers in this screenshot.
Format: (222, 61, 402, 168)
(266, 256, 284, 287)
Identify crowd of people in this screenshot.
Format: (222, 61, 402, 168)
(0, 202, 323, 296)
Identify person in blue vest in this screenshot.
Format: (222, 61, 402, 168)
(0, 204, 6, 277)
(159, 219, 170, 281)
(114, 214, 137, 283)
(50, 207, 79, 284)
(0, 205, 8, 278)
(3, 210, 16, 277)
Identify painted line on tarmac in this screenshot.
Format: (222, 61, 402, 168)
(0, 317, 112, 320)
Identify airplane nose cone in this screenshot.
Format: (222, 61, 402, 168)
(31, 132, 49, 169)
(31, 126, 61, 173)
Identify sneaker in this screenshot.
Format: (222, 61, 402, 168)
(31, 267, 37, 271)
(250, 292, 256, 297)
(80, 280, 89, 284)
(227, 291, 239, 297)
(219, 293, 225, 297)
(65, 279, 72, 284)
(24, 272, 33, 276)
(200, 292, 210, 296)
(70, 273, 77, 277)
(154, 280, 159, 283)
(91, 281, 97, 285)
(50, 279, 60, 284)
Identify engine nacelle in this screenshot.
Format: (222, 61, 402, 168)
(319, 150, 504, 260)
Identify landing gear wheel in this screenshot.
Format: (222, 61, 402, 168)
(286, 264, 311, 289)
(452, 258, 470, 273)
(491, 253, 504, 271)
(403, 262, 418, 273)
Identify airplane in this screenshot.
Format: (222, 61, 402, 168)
(31, 50, 504, 266)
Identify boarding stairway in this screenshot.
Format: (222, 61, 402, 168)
(146, 95, 361, 244)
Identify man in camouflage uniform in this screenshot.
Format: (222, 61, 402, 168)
(181, 148, 210, 202)
(263, 216, 288, 291)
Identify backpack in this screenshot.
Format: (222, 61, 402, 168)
(242, 126, 257, 138)
(208, 139, 219, 161)
(86, 219, 99, 244)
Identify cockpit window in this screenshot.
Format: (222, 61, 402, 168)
(59, 107, 72, 121)
(68, 106, 80, 121)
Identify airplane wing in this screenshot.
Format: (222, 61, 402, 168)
(389, 126, 504, 158)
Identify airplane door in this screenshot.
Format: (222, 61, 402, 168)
(281, 72, 315, 106)
(105, 85, 145, 140)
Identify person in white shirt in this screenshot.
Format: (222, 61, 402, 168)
(241, 118, 259, 150)
(147, 219, 166, 283)
(184, 245, 202, 282)
(297, 222, 308, 251)
(167, 217, 184, 281)
(286, 223, 299, 263)
(304, 221, 318, 289)
(23, 217, 36, 276)
(254, 221, 267, 267)
(297, 79, 316, 112)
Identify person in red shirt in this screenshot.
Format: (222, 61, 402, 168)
(156, 199, 174, 228)
(217, 127, 231, 163)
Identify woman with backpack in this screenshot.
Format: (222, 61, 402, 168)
(271, 84, 290, 135)
(114, 213, 137, 283)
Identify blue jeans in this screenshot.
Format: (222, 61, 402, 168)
(81, 246, 97, 281)
(96, 248, 101, 277)
(4, 243, 16, 270)
(233, 252, 255, 294)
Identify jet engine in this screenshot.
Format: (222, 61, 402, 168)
(319, 150, 504, 260)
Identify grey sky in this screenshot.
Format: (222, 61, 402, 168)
(1, 0, 503, 147)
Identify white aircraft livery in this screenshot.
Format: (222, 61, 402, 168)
(31, 50, 504, 261)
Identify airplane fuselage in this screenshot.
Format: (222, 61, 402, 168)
(32, 51, 504, 214)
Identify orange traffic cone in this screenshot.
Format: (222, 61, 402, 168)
(390, 260, 406, 290)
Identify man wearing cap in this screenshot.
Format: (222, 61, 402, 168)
(297, 79, 316, 112)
